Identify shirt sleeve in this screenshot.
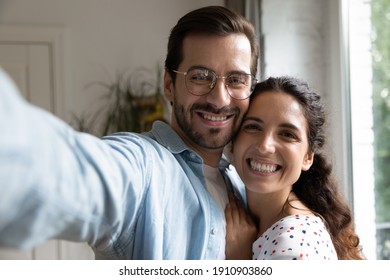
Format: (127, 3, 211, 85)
(0, 68, 148, 251)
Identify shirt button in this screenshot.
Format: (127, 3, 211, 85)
(190, 153, 196, 158)
(211, 228, 217, 235)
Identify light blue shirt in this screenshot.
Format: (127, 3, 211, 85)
(0, 69, 245, 259)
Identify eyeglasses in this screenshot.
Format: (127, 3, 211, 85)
(173, 67, 257, 100)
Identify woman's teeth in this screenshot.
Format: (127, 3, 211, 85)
(249, 160, 278, 173)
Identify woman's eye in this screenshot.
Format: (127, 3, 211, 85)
(243, 124, 261, 131)
(281, 131, 298, 140)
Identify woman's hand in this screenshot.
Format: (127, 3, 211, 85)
(225, 193, 257, 260)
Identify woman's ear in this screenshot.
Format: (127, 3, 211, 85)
(164, 70, 174, 102)
(302, 152, 314, 171)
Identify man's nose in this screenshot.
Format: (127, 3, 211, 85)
(206, 77, 231, 107)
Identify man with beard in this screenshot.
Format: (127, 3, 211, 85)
(0, 6, 258, 259)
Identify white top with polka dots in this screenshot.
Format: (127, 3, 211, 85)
(252, 214, 338, 260)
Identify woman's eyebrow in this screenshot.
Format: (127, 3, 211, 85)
(243, 116, 301, 131)
(243, 116, 262, 123)
(279, 123, 300, 131)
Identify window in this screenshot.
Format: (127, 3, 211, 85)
(348, 0, 390, 260)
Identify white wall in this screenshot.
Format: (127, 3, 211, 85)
(262, 0, 326, 92)
(0, 0, 223, 122)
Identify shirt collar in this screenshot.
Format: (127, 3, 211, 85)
(145, 121, 188, 154)
(145, 121, 230, 168)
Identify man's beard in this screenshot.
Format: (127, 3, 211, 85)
(173, 101, 241, 150)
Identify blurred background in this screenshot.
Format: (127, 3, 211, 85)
(0, 0, 388, 260)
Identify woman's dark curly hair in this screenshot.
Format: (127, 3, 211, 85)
(250, 76, 364, 260)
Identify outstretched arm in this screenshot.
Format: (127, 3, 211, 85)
(0, 68, 146, 250)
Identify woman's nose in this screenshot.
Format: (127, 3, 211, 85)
(256, 134, 276, 154)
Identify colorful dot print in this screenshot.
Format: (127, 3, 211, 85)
(252, 214, 338, 260)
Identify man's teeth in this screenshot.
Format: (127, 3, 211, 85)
(250, 160, 278, 173)
(203, 114, 227, 122)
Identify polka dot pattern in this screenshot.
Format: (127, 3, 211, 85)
(252, 214, 338, 260)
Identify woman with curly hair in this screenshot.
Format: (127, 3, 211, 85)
(225, 76, 364, 260)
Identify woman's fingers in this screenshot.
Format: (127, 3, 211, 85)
(225, 193, 257, 260)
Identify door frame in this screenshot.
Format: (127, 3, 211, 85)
(0, 25, 67, 118)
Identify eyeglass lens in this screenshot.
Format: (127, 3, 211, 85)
(185, 68, 254, 100)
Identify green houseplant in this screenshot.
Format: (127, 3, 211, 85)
(73, 65, 166, 136)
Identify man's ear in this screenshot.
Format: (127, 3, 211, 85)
(164, 70, 174, 103)
(302, 152, 314, 171)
